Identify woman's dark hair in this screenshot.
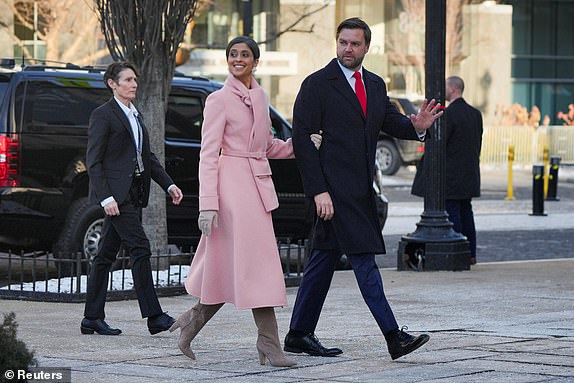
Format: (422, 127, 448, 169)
(225, 36, 260, 60)
(336, 17, 371, 45)
(103, 61, 139, 93)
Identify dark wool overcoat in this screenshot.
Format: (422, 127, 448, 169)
(412, 97, 483, 199)
(292, 59, 421, 254)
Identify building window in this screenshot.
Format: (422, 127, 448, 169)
(504, 0, 574, 124)
(188, 0, 279, 50)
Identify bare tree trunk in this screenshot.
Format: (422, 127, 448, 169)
(95, 0, 199, 257)
(137, 58, 170, 255)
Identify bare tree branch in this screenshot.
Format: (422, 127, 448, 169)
(94, 0, 200, 253)
(3, 1, 108, 64)
(385, 0, 469, 95)
(258, 2, 329, 45)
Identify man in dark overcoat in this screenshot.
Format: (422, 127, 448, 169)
(412, 76, 483, 265)
(81, 62, 183, 336)
(285, 17, 442, 360)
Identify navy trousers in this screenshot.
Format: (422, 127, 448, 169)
(289, 249, 399, 335)
(445, 199, 477, 258)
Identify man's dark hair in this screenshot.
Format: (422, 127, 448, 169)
(226, 36, 260, 60)
(336, 17, 371, 45)
(103, 62, 139, 93)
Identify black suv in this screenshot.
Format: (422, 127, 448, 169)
(0, 63, 387, 261)
(0, 63, 315, 259)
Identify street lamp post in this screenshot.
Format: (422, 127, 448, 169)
(397, 0, 471, 271)
(242, 0, 253, 37)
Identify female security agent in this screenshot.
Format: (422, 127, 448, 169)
(169, 36, 321, 367)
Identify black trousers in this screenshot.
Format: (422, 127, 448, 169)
(84, 180, 162, 319)
(446, 199, 477, 258)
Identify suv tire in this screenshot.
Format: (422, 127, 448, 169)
(376, 140, 401, 175)
(53, 198, 104, 273)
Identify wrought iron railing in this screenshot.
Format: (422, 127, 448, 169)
(0, 240, 307, 302)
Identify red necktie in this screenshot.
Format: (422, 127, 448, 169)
(353, 71, 367, 117)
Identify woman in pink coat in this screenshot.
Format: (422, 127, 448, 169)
(169, 36, 321, 367)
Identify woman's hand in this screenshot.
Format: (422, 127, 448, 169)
(198, 210, 218, 236)
(310, 130, 323, 150)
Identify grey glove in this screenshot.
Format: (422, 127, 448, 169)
(310, 130, 323, 150)
(198, 210, 218, 236)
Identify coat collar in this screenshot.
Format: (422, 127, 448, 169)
(325, 58, 382, 121)
(325, 59, 364, 119)
(223, 73, 269, 151)
(447, 97, 466, 109)
(224, 73, 265, 107)
(108, 97, 138, 140)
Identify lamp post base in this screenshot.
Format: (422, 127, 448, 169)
(397, 238, 470, 271)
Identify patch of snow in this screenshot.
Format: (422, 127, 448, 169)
(1, 265, 190, 293)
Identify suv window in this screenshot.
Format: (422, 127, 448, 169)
(166, 91, 203, 142)
(0, 75, 11, 133)
(20, 81, 108, 134)
(270, 107, 292, 140)
(0, 75, 9, 104)
(0, 70, 322, 259)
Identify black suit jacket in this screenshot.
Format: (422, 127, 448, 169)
(86, 98, 174, 208)
(412, 97, 482, 199)
(292, 59, 421, 254)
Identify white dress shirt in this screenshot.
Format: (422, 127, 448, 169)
(336, 60, 425, 141)
(100, 98, 175, 207)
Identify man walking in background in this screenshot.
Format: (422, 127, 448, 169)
(412, 76, 483, 265)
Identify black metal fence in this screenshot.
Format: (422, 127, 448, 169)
(278, 239, 308, 287)
(0, 240, 307, 302)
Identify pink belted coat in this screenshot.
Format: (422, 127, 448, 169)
(184, 74, 294, 309)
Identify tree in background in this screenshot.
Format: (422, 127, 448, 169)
(1, 0, 108, 65)
(385, 0, 469, 96)
(95, 0, 200, 254)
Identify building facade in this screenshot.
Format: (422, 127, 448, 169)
(502, 0, 574, 125)
(1, 0, 571, 125)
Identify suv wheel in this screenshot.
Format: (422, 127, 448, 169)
(53, 198, 104, 273)
(376, 140, 401, 175)
(83, 217, 104, 261)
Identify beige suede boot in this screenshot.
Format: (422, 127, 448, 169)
(169, 302, 224, 359)
(252, 307, 297, 367)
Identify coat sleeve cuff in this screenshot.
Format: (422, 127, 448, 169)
(199, 196, 219, 211)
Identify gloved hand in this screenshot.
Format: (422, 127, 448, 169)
(198, 210, 218, 236)
(310, 130, 323, 150)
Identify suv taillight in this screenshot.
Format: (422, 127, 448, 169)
(0, 135, 20, 187)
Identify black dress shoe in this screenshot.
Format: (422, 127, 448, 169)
(80, 318, 122, 335)
(147, 313, 176, 335)
(385, 326, 430, 360)
(284, 331, 343, 357)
